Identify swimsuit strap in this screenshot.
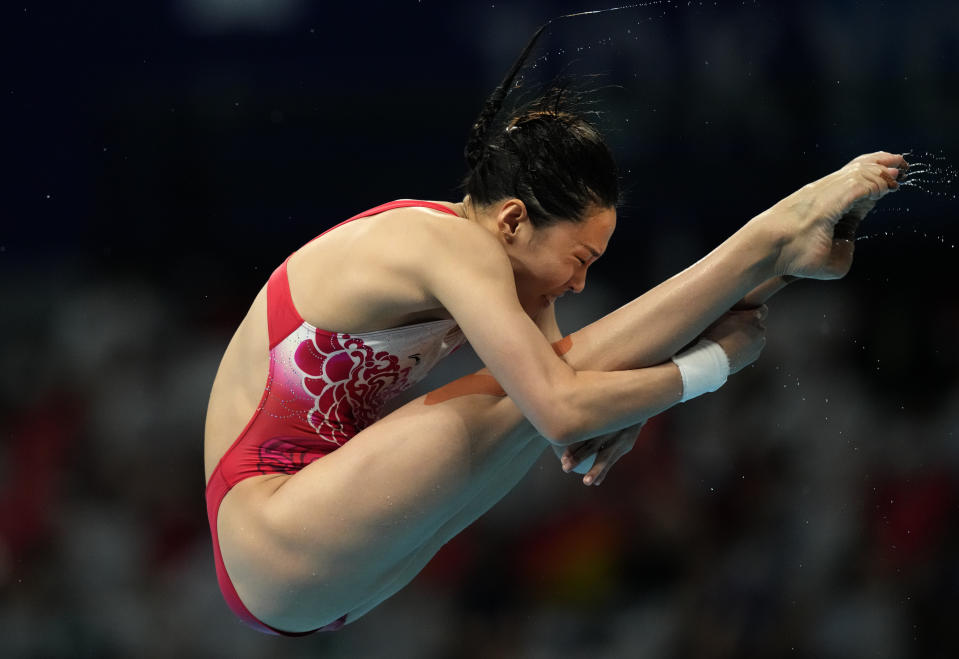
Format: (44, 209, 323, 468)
(266, 200, 460, 349)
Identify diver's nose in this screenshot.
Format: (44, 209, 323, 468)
(568, 271, 586, 294)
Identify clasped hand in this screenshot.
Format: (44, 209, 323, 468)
(557, 305, 768, 484)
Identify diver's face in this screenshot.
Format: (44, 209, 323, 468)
(509, 204, 616, 311)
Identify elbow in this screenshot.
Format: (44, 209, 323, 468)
(536, 414, 586, 447)
(531, 379, 589, 445)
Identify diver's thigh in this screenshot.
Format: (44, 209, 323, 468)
(223, 388, 539, 630)
(344, 427, 548, 623)
(265, 394, 523, 555)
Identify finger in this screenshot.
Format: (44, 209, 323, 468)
(584, 427, 639, 486)
(563, 438, 603, 473)
(583, 440, 622, 486)
(581, 432, 621, 484)
(567, 451, 597, 475)
(556, 442, 588, 472)
(589, 435, 638, 486)
(567, 437, 599, 463)
(553, 443, 574, 471)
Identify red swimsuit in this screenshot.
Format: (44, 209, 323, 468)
(205, 201, 465, 635)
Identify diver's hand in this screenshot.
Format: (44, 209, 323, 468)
(553, 420, 645, 486)
(701, 306, 768, 375)
(764, 151, 907, 280)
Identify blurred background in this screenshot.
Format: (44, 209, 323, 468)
(3, 1, 958, 657)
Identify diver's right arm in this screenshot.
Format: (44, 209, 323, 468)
(414, 218, 763, 445)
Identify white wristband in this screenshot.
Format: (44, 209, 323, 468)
(671, 339, 730, 402)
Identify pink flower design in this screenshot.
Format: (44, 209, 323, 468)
(292, 330, 412, 443)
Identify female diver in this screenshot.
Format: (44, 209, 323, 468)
(203, 33, 906, 636)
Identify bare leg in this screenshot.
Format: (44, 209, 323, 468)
(345, 424, 549, 622)
(337, 277, 795, 624)
(561, 273, 789, 372)
(218, 264, 790, 632)
(217, 387, 544, 631)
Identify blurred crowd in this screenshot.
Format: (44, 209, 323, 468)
(4, 1, 958, 657)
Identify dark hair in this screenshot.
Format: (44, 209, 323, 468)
(462, 26, 620, 226)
